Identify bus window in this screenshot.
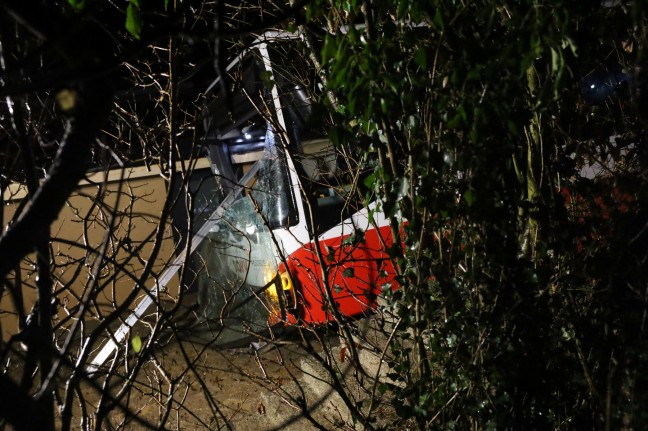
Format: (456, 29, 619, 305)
(190, 124, 298, 336)
(297, 138, 364, 235)
(192, 51, 300, 333)
(194, 189, 282, 340)
(202, 47, 298, 229)
(250, 126, 299, 229)
(264, 41, 369, 236)
(205, 119, 298, 230)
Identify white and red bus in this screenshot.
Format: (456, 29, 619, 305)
(89, 31, 397, 369)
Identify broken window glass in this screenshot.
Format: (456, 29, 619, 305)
(192, 126, 295, 343)
(194, 195, 280, 342)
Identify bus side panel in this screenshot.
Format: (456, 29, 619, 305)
(363, 224, 399, 291)
(287, 224, 396, 324)
(1, 170, 183, 341)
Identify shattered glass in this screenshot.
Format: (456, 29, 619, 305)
(192, 126, 294, 343)
(195, 196, 279, 339)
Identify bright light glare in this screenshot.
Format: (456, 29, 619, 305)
(262, 262, 281, 319)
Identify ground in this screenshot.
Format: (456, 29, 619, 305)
(62, 314, 400, 430)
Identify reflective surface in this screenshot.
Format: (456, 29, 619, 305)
(195, 195, 279, 340)
(192, 127, 296, 343)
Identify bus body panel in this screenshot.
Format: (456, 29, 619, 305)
(0, 161, 213, 340)
(284, 220, 397, 324)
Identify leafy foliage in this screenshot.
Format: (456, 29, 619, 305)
(126, 0, 143, 40)
(307, 0, 648, 428)
(2, 0, 648, 429)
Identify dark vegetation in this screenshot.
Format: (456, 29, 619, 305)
(0, 0, 647, 429)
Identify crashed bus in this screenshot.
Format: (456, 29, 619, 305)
(0, 32, 398, 369)
(85, 31, 398, 368)
(193, 36, 398, 327)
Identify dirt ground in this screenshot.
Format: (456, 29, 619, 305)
(2, 294, 401, 430)
(67, 316, 399, 431)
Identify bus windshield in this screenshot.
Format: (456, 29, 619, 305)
(189, 47, 299, 337)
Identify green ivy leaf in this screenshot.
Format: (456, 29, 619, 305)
(259, 70, 275, 90)
(363, 172, 377, 190)
(131, 335, 142, 353)
(414, 47, 430, 69)
(328, 126, 344, 146)
(126, 2, 143, 40)
(433, 9, 445, 29)
(67, 0, 86, 11)
(463, 189, 476, 206)
(326, 246, 336, 263)
(322, 35, 337, 64)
